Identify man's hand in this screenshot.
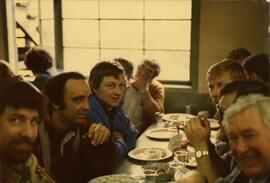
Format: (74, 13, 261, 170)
(184, 117, 211, 150)
(87, 123, 110, 146)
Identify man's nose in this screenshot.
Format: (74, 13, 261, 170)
(113, 86, 124, 95)
(235, 138, 249, 154)
(83, 99, 90, 110)
(20, 122, 35, 138)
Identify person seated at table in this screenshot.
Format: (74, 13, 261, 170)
(24, 47, 58, 91)
(226, 47, 251, 65)
(34, 72, 115, 183)
(184, 80, 269, 183)
(114, 57, 134, 86)
(243, 53, 269, 86)
(206, 59, 247, 154)
(87, 61, 137, 164)
(218, 94, 270, 183)
(0, 78, 56, 183)
(122, 59, 164, 133)
(207, 59, 247, 111)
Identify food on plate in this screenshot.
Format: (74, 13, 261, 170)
(133, 148, 166, 160)
(89, 174, 138, 183)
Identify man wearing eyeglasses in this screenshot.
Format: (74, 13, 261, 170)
(122, 59, 165, 133)
(87, 61, 137, 164)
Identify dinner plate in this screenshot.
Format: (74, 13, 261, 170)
(145, 128, 179, 140)
(88, 174, 138, 183)
(162, 113, 194, 123)
(128, 147, 173, 161)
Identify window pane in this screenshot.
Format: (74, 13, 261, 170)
(100, 20, 143, 49)
(145, 0, 192, 20)
(40, 0, 54, 19)
(101, 49, 143, 68)
(62, 0, 99, 19)
(16, 39, 25, 47)
(16, 28, 24, 37)
(40, 20, 55, 46)
(145, 50, 190, 81)
(63, 20, 99, 47)
(100, 0, 143, 19)
(145, 20, 191, 50)
(63, 48, 99, 76)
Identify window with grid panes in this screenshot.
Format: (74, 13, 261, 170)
(62, 0, 192, 83)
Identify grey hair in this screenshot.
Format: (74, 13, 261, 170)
(223, 94, 270, 130)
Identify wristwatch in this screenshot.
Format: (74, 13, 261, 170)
(195, 150, 209, 159)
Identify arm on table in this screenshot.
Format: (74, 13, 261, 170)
(184, 117, 230, 183)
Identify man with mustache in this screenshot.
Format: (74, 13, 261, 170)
(0, 78, 55, 183)
(34, 72, 115, 183)
(87, 61, 137, 164)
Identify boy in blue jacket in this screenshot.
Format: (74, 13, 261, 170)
(87, 61, 138, 164)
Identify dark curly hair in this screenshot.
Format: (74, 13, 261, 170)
(24, 47, 53, 74)
(0, 78, 44, 117)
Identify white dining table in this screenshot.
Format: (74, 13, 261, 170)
(112, 120, 219, 182)
(112, 124, 185, 182)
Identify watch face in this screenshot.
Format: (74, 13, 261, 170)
(195, 151, 203, 158)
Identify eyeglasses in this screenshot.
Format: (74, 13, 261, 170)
(216, 104, 224, 121)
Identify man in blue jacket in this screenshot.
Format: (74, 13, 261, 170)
(87, 61, 138, 164)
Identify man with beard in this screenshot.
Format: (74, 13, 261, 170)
(0, 78, 55, 183)
(34, 72, 115, 183)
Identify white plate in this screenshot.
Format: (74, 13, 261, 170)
(163, 113, 220, 130)
(89, 174, 138, 183)
(146, 128, 178, 140)
(162, 113, 194, 123)
(128, 147, 173, 161)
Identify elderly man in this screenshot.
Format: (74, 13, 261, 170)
(87, 61, 137, 164)
(34, 72, 115, 183)
(0, 78, 55, 183)
(222, 94, 270, 182)
(123, 59, 165, 133)
(184, 80, 269, 183)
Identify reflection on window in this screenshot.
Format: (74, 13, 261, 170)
(62, 0, 192, 82)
